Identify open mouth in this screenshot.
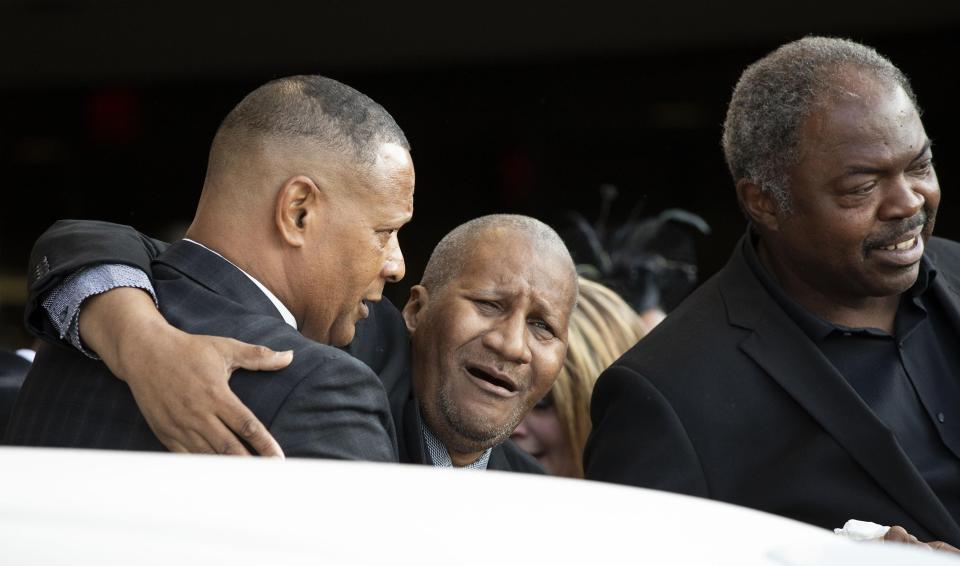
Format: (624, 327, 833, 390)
(878, 235, 919, 252)
(866, 231, 925, 267)
(466, 366, 517, 394)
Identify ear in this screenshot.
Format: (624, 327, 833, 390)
(401, 285, 429, 335)
(275, 175, 325, 247)
(736, 178, 781, 232)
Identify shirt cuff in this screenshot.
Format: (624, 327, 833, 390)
(41, 264, 157, 359)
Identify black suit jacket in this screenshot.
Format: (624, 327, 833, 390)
(585, 234, 960, 544)
(0, 350, 31, 440)
(7, 238, 397, 461)
(16, 220, 538, 472)
(21, 219, 413, 402)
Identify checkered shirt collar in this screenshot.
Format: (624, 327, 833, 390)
(420, 413, 491, 470)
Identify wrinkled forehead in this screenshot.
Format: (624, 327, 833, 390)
(459, 229, 577, 311)
(812, 69, 917, 124)
(800, 77, 925, 158)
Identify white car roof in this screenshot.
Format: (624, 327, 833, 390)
(0, 447, 952, 565)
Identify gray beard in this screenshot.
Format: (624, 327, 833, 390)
(431, 384, 526, 456)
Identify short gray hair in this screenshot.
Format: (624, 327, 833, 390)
(421, 214, 576, 295)
(722, 36, 917, 212)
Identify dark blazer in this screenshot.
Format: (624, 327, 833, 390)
(584, 234, 960, 544)
(398, 396, 545, 473)
(21, 219, 413, 401)
(0, 350, 31, 440)
(6, 238, 397, 461)
(16, 219, 537, 473)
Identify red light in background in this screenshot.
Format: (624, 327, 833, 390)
(84, 88, 142, 145)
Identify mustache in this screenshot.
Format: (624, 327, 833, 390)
(863, 210, 931, 250)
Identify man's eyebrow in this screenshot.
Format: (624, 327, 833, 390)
(910, 139, 933, 163)
(842, 139, 933, 176)
(382, 212, 413, 227)
(467, 288, 501, 299)
(530, 296, 563, 325)
(843, 165, 884, 176)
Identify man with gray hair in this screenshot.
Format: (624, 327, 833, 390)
(586, 37, 960, 547)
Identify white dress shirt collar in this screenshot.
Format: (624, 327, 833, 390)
(182, 239, 298, 329)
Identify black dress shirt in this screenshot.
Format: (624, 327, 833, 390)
(744, 233, 960, 522)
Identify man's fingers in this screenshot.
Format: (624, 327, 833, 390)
(884, 527, 960, 554)
(184, 425, 248, 456)
(182, 429, 216, 455)
(221, 403, 284, 458)
(128, 332, 285, 457)
(164, 438, 191, 454)
(223, 339, 293, 372)
(142, 413, 201, 455)
(928, 541, 960, 554)
(883, 526, 916, 544)
(149, 408, 254, 456)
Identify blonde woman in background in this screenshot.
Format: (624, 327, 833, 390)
(511, 277, 649, 477)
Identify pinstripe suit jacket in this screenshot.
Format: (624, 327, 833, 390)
(5, 239, 398, 461)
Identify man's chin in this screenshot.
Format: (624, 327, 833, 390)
(439, 426, 503, 456)
(328, 322, 357, 348)
(864, 263, 922, 298)
(437, 403, 519, 454)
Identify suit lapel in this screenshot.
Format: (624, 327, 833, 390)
(399, 395, 429, 465)
(486, 445, 510, 471)
(721, 237, 960, 542)
(153, 240, 284, 322)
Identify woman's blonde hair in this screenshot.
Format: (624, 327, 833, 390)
(551, 277, 648, 477)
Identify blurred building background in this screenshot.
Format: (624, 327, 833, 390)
(1, 0, 959, 349)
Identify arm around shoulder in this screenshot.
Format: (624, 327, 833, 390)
(584, 364, 709, 497)
(29, 219, 167, 293)
(26, 219, 169, 338)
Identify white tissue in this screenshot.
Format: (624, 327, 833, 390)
(833, 519, 891, 541)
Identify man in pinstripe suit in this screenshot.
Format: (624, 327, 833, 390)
(5, 74, 413, 461)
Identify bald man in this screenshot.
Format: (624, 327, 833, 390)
(6, 75, 414, 460)
(400, 215, 578, 469)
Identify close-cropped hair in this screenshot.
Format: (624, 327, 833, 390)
(420, 214, 576, 295)
(216, 74, 409, 165)
(551, 277, 648, 478)
(722, 36, 917, 212)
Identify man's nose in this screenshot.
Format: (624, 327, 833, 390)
(382, 234, 405, 283)
(880, 175, 927, 220)
(482, 312, 533, 365)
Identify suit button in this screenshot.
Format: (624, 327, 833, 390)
(938, 412, 946, 423)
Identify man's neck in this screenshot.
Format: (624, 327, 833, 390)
(756, 240, 900, 332)
(449, 448, 485, 468)
(417, 406, 490, 468)
(184, 226, 299, 328)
